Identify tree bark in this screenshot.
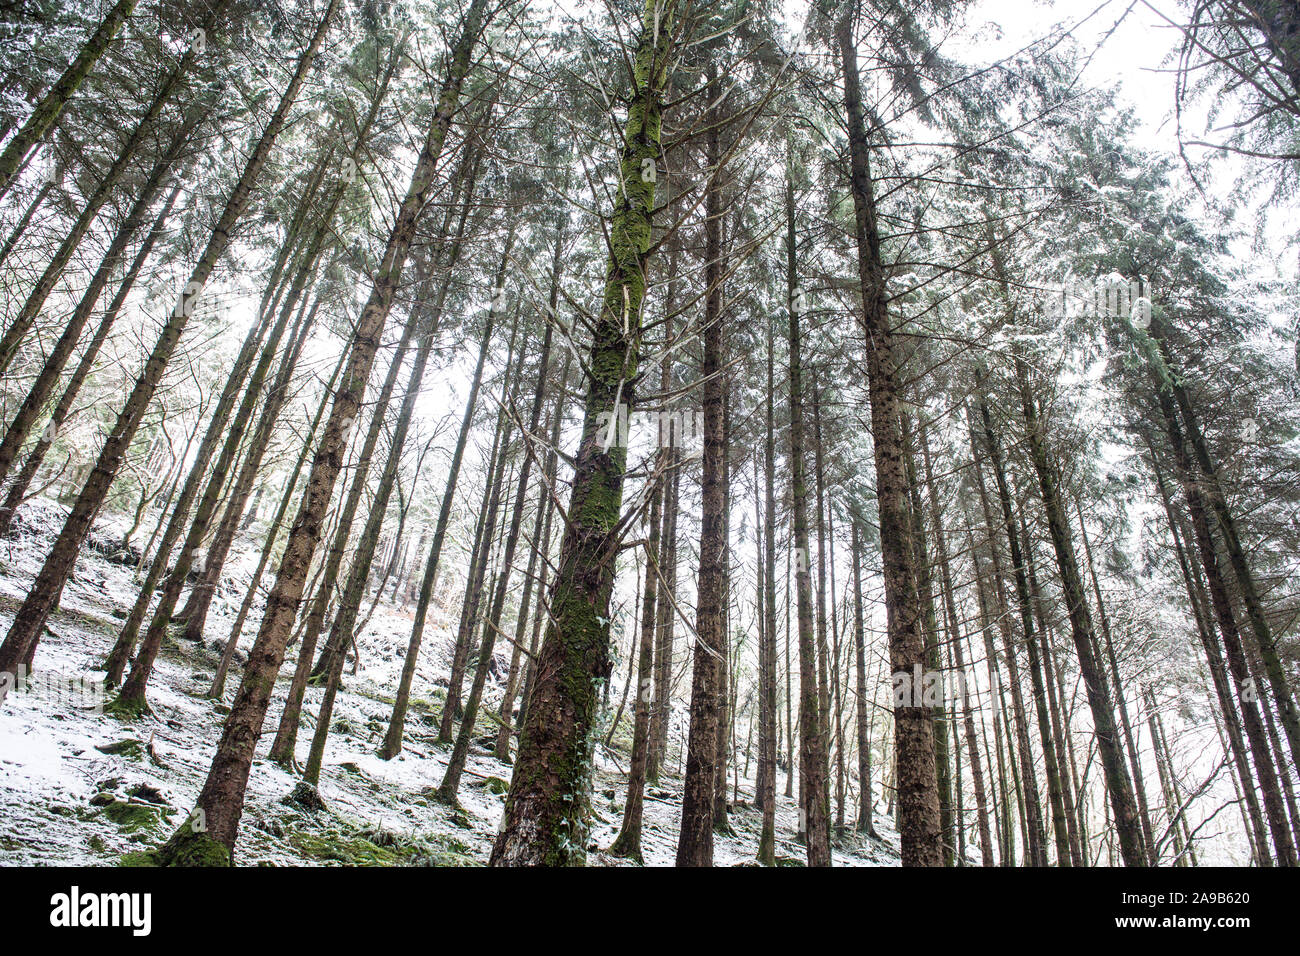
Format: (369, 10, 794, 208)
(489, 0, 677, 866)
(838, 13, 941, 866)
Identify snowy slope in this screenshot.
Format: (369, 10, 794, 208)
(0, 500, 901, 867)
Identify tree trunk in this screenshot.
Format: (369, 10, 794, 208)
(0, 181, 51, 273)
(1150, 396, 1297, 865)
(305, 283, 446, 786)
(1023, 518, 1085, 865)
(677, 115, 728, 864)
(177, 41, 405, 645)
(433, 310, 522, 741)
(609, 477, 661, 861)
(493, 212, 569, 762)
(838, 13, 941, 866)
(919, 430, 992, 865)
(489, 0, 676, 866)
(757, 305, 780, 859)
(851, 518, 876, 838)
(1010, 353, 1146, 867)
(208, 342, 348, 699)
(265, 318, 416, 762)
(1154, 321, 1300, 772)
(969, 409, 1046, 865)
(1074, 496, 1159, 864)
(903, 419, 954, 864)
(0, 113, 198, 498)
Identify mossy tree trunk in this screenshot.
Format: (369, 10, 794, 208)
(489, 0, 677, 866)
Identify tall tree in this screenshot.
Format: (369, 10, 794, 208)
(490, 0, 679, 866)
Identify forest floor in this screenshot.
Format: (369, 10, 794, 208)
(0, 499, 902, 866)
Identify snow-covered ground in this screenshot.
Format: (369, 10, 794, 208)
(0, 499, 901, 866)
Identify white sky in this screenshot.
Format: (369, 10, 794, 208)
(965, 0, 1184, 150)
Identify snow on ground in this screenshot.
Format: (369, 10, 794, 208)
(0, 500, 901, 866)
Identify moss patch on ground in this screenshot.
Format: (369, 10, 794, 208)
(95, 738, 145, 759)
(152, 826, 232, 867)
(100, 800, 173, 834)
(288, 828, 417, 866)
(284, 819, 483, 866)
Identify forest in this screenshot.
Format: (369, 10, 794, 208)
(0, 0, 1297, 871)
